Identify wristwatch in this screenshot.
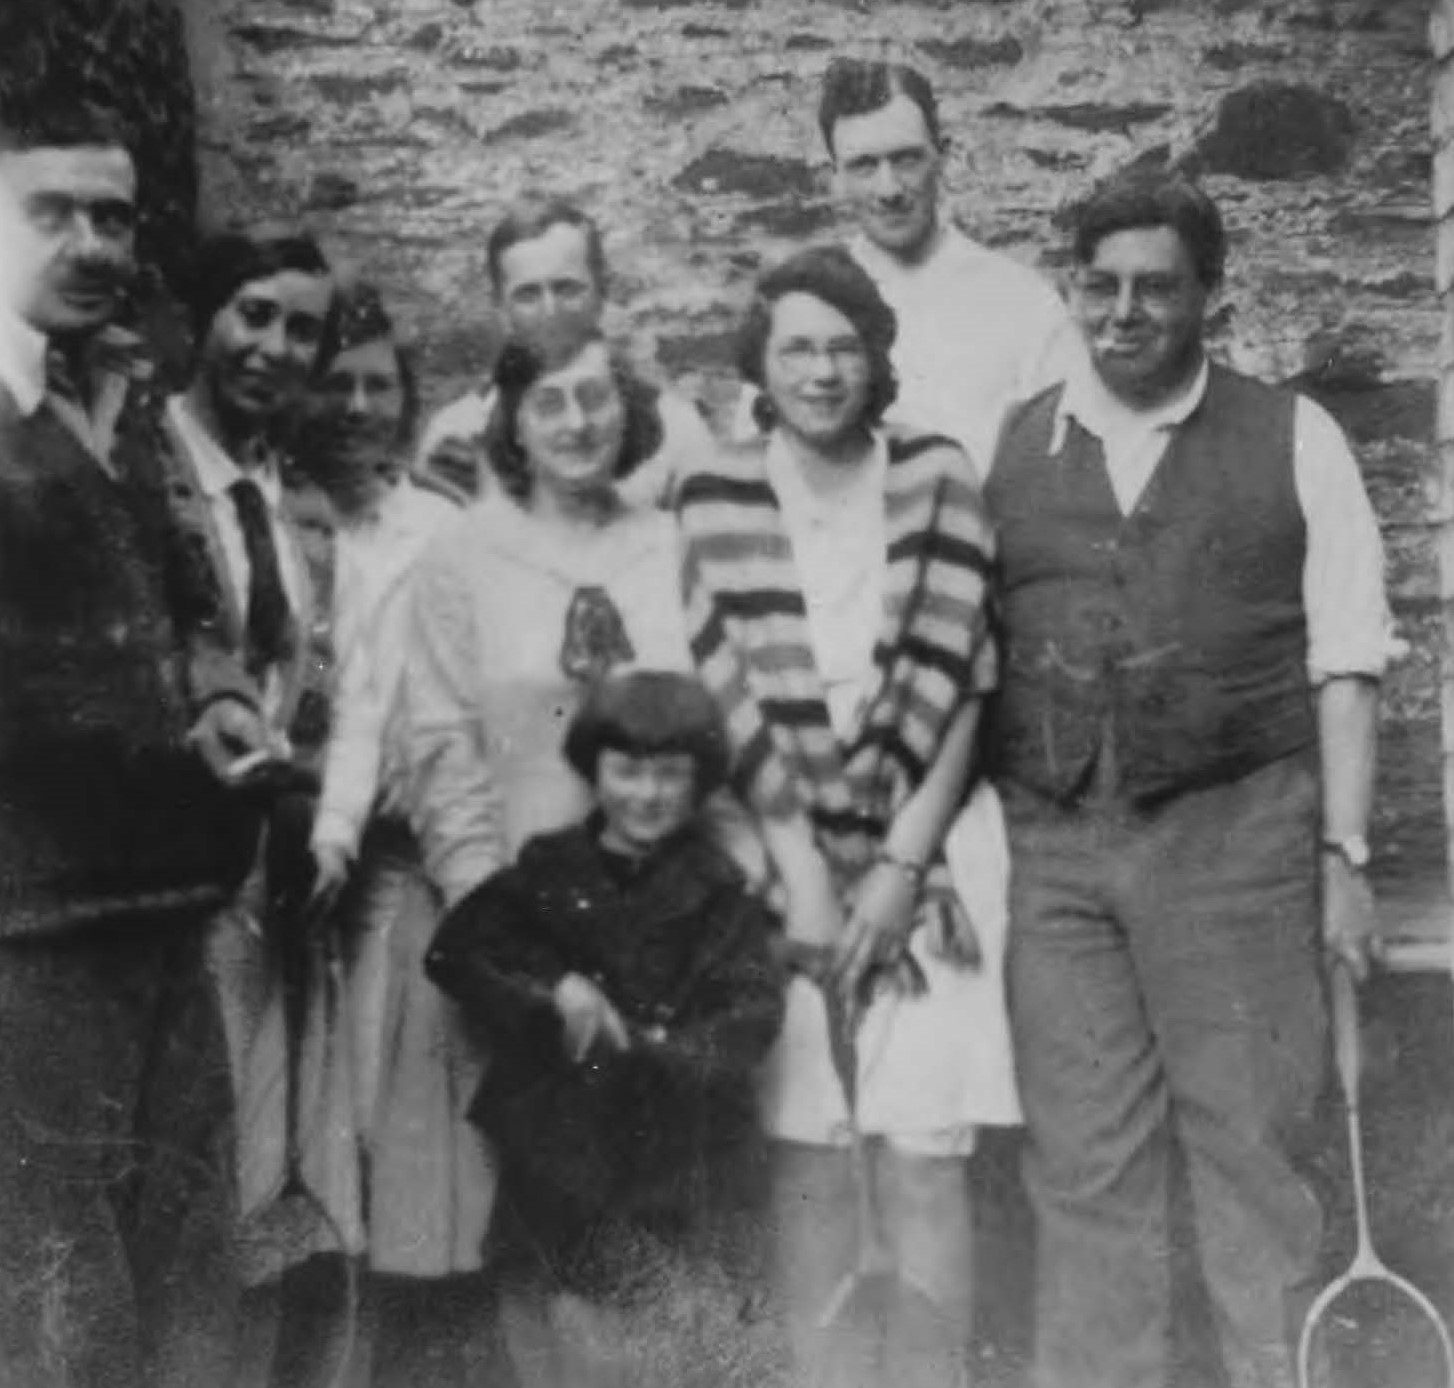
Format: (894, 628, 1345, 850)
(1321, 834, 1371, 872)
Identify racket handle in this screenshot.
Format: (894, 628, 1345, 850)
(1329, 959, 1361, 1107)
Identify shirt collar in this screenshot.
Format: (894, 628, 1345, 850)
(1051, 353, 1210, 454)
(0, 306, 50, 416)
(168, 393, 283, 506)
(0, 314, 150, 415)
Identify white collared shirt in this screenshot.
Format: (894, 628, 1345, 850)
(1049, 355, 1395, 682)
(0, 306, 130, 471)
(0, 303, 46, 416)
(166, 393, 307, 717)
(850, 226, 1079, 479)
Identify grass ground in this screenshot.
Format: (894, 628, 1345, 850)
(279, 970, 1452, 1387)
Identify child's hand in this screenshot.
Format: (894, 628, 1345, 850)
(553, 973, 632, 1063)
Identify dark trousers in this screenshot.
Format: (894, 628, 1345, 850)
(0, 916, 240, 1388)
(1003, 754, 1328, 1388)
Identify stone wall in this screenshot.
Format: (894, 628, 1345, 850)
(3, 0, 197, 304)
(188, 0, 1442, 879)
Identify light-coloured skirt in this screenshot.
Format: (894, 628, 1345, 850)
(757, 783, 1022, 1157)
(352, 836, 495, 1276)
(208, 829, 495, 1282)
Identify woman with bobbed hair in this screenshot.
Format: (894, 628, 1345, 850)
(678, 243, 1019, 1387)
(400, 326, 728, 1383)
(402, 326, 697, 895)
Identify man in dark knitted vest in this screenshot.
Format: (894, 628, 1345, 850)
(984, 172, 1389, 1388)
(0, 99, 276, 1386)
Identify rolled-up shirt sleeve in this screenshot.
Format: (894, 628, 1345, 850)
(1294, 396, 1396, 683)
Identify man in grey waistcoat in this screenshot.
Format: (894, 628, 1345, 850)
(984, 170, 1391, 1388)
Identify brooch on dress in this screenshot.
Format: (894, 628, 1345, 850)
(559, 584, 635, 684)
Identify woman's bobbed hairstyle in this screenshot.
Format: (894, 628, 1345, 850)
(184, 228, 332, 347)
(735, 243, 899, 433)
(563, 669, 730, 802)
(483, 327, 665, 501)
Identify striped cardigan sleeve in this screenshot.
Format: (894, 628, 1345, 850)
(847, 432, 998, 788)
(679, 517, 801, 820)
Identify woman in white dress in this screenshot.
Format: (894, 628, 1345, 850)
(295, 285, 513, 1386)
(400, 326, 704, 1385)
(677, 245, 1019, 1388)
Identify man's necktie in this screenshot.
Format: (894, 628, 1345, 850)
(229, 476, 295, 680)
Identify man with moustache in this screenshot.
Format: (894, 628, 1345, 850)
(984, 171, 1390, 1388)
(736, 60, 1075, 480)
(0, 98, 271, 1386)
(414, 194, 715, 506)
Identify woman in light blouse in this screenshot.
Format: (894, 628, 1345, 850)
(400, 325, 715, 1385)
(678, 245, 1019, 1388)
(295, 285, 511, 1388)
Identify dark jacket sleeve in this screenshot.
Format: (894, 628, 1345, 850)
(424, 863, 569, 1051)
(144, 401, 261, 719)
(640, 885, 785, 1085)
(168, 528, 259, 718)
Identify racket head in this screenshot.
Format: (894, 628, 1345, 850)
(1297, 1271, 1454, 1388)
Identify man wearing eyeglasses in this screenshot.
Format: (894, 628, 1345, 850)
(984, 170, 1391, 1388)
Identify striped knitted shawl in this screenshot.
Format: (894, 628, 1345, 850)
(679, 426, 996, 917)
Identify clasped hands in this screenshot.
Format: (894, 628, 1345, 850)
(554, 972, 632, 1065)
(780, 859, 936, 1017)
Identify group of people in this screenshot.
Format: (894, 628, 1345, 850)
(0, 49, 1392, 1388)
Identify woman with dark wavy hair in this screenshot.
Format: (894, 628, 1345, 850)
(679, 244, 1019, 1388)
(399, 325, 722, 1382)
(404, 325, 699, 885)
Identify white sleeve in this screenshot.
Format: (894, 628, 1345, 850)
(1293, 396, 1395, 682)
(411, 391, 491, 470)
(728, 385, 766, 445)
(618, 389, 717, 508)
(399, 533, 508, 904)
(1013, 275, 1081, 403)
(312, 619, 385, 858)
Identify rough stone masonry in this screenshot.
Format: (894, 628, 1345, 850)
(17, 0, 1452, 881)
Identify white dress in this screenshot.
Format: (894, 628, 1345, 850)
(404, 491, 698, 902)
(308, 478, 496, 1278)
(755, 436, 1020, 1157)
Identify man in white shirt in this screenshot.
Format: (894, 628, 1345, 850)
(984, 170, 1390, 1388)
(414, 194, 715, 507)
(736, 60, 1076, 480)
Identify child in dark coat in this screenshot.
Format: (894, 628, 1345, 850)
(424, 670, 784, 1324)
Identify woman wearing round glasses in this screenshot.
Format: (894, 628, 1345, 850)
(679, 244, 1018, 1388)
